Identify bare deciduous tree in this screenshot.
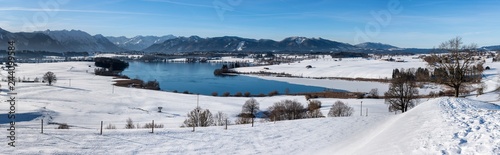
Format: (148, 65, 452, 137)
(214, 111, 228, 126)
(43, 71, 57, 85)
(241, 98, 259, 127)
(428, 37, 483, 97)
(328, 101, 354, 117)
(384, 69, 419, 113)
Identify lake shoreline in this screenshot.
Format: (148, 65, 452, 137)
(120, 61, 342, 96)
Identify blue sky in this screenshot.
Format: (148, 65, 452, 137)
(0, 0, 499, 48)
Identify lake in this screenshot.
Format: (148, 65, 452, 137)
(122, 62, 345, 96)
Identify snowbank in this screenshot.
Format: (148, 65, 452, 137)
(319, 97, 500, 154)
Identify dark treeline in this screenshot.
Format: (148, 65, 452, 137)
(94, 57, 129, 76)
(331, 52, 369, 58)
(94, 57, 129, 71)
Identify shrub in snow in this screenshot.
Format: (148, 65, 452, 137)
(477, 83, 487, 95)
(125, 118, 135, 129)
(268, 99, 305, 121)
(306, 100, 323, 118)
(105, 123, 116, 129)
(182, 107, 215, 127)
(144, 80, 160, 90)
(57, 123, 70, 129)
(235, 92, 243, 97)
(268, 90, 279, 96)
(235, 117, 252, 125)
(214, 111, 229, 126)
(328, 101, 353, 117)
(143, 123, 164, 128)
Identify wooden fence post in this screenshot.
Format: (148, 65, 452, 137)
(100, 121, 103, 135)
(360, 101, 363, 116)
(41, 119, 44, 134)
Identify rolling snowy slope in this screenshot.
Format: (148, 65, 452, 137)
(320, 97, 500, 155)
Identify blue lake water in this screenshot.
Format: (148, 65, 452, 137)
(122, 62, 345, 96)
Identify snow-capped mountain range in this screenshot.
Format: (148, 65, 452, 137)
(143, 36, 356, 53)
(106, 35, 176, 51)
(3, 27, 496, 53)
(355, 42, 399, 50)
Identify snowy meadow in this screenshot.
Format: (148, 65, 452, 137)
(1, 55, 499, 154)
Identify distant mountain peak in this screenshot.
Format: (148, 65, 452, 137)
(355, 42, 399, 50)
(482, 45, 500, 51)
(106, 35, 177, 51)
(283, 36, 308, 44)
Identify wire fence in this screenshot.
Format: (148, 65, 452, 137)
(0, 118, 241, 135)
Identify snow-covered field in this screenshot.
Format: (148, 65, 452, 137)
(234, 56, 429, 79)
(1, 56, 500, 154)
(235, 56, 445, 95)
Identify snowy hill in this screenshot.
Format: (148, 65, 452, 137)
(322, 97, 500, 155)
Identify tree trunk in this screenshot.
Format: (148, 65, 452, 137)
(454, 85, 460, 97)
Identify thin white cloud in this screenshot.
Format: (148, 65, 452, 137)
(0, 7, 164, 16)
(144, 0, 214, 8)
